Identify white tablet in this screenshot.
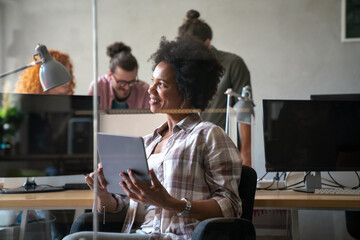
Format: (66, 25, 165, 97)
(97, 132, 151, 195)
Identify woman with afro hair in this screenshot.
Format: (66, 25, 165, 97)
(68, 37, 242, 240)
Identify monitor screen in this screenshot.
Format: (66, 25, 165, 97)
(263, 99, 360, 172)
(310, 94, 360, 101)
(0, 93, 93, 177)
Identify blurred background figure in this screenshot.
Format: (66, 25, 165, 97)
(88, 42, 150, 110)
(178, 9, 253, 166)
(15, 50, 76, 95)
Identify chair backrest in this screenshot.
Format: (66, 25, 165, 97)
(238, 165, 257, 221)
(192, 165, 257, 240)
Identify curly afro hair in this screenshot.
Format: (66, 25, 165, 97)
(150, 37, 223, 111)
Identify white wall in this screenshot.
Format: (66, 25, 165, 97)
(1, 0, 359, 178)
(0, 1, 359, 238)
(99, 113, 167, 137)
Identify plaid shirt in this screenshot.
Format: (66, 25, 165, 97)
(115, 113, 242, 239)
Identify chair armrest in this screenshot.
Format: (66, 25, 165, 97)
(192, 217, 256, 240)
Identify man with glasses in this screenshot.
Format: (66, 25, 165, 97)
(88, 42, 150, 110)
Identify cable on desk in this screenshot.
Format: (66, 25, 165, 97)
(257, 172, 268, 182)
(257, 171, 360, 192)
(352, 171, 360, 190)
(278, 171, 286, 181)
(322, 182, 344, 188)
(323, 171, 360, 190)
(257, 171, 305, 191)
(257, 180, 275, 190)
(327, 172, 345, 189)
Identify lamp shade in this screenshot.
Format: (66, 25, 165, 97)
(233, 85, 255, 124)
(35, 44, 72, 92)
(233, 100, 254, 124)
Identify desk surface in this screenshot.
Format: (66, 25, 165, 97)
(255, 190, 360, 209)
(0, 190, 359, 210)
(0, 190, 94, 210)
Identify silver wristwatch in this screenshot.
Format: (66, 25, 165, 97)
(177, 198, 191, 218)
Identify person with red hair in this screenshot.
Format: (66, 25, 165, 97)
(15, 50, 76, 95)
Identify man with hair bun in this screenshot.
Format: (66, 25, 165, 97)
(178, 10, 253, 167)
(88, 42, 150, 110)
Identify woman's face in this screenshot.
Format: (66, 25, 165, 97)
(148, 61, 183, 113)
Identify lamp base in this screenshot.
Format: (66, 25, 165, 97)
(0, 178, 64, 194)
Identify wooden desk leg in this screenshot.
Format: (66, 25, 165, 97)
(291, 209, 299, 240)
(44, 210, 52, 239)
(19, 210, 28, 240)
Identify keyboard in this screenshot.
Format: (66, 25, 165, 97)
(314, 188, 360, 195)
(64, 183, 90, 190)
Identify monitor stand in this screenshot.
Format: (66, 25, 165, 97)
(305, 171, 322, 192)
(294, 172, 322, 193)
(0, 177, 64, 194)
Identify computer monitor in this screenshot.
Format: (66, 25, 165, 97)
(263, 99, 360, 191)
(0, 93, 93, 193)
(310, 94, 360, 101)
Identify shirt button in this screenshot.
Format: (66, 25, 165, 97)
(155, 227, 160, 231)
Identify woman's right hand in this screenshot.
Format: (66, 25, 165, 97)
(85, 163, 115, 211)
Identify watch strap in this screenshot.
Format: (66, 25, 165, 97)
(177, 197, 191, 218)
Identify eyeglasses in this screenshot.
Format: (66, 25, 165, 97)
(113, 76, 139, 88)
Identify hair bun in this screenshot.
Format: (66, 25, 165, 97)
(186, 10, 200, 20)
(106, 42, 131, 58)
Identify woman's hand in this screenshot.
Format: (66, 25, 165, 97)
(85, 163, 108, 195)
(85, 163, 116, 212)
(119, 168, 176, 211)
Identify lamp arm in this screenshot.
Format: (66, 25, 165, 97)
(0, 59, 44, 79)
(231, 92, 242, 99)
(225, 89, 232, 135)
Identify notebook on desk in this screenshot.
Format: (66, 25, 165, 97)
(97, 132, 151, 195)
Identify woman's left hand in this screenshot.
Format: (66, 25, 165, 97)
(119, 168, 174, 210)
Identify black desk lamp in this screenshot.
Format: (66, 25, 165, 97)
(0, 44, 72, 91)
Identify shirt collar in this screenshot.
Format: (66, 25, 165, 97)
(151, 113, 201, 138)
(176, 113, 201, 132)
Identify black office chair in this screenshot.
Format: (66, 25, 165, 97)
(345, 211, 360, 239)
(192, 165, 257, 240)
